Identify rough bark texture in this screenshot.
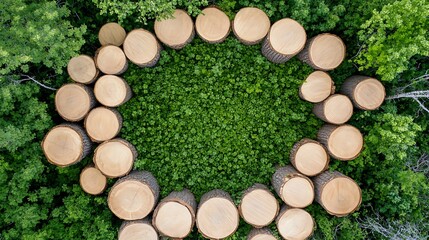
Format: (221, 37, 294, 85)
(261, 35, 296, 64)
(289, 138, 330, 176)
(297, 36, 318, 69)
(247, 227, 276, 240)
(271, 165, 314, 203)
(118, 218, 158, 240)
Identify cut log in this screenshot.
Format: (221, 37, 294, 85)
(290, 138, 330, 177)
(298, 33, 346, 71)
(313, 171, 362, 217)
(152, 189, 197, 239)
(67, 55, 99, 84)
(108, 171, 160, 220)
(239, 183, 279, 228)
(232, 7, 270, 45)
(313, 94, 353, 124)
(93, 138, 137, 178)
(271, 165, 314, 208)
(261, 18, 307, 63)
(118, 219, 159, 240)
(154, 9, 194, 49)
(276, 206, 314, 240)
(196, 189, 239, 239)
(317, 124, 363, 161)
(340, 76, 385, 110)
(195, 7, 231, 44)
(95, 45, 128, 75)
(79, 165, 107, 195)
(84, 107, 123, 142)
(94, 75, 132, 107)
(42, 124, 92, 167)
(55, 83, 96, 122)
(300, 71, 335, 103)
(99, 22, 126, 46)
(247, 227, 277, 240)
(123, 29, 161, 67)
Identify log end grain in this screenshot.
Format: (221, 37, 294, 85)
(95, 45, 128, 75)
(55, 84, 93, 122)
(85, 107, 122, 142)
(123, 29, 160, 66)
(314, 94, 353, 125)
(118, 220, 159, 240)
(99, 22, 126, 46)
(195, 7, 231, 43)
(291, 139, 329, 176)
(79, 165, 107, 195)
(93, 139, 135, 178)
(247, 227, 277, 240)
(154, 201, 193, 238)
(94, 75, 131, 107)
(309, 34, 346, 70)
(354, 78, 385, 110)
(281, 176, 314, 208)
(300, 71, 334, 103)
(232, 7, 270, 45)
(269, 18, 306, 55)
(276, 207, 314, 240)
(67, 55, 98, 84)
(154, 9, 194, 49)
(318, 124, 363, 161)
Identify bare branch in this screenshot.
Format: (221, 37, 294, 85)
(407, 153, 429, 177)
(12, 75, 57, 91)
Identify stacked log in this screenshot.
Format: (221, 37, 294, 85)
(290, 138, 330, 176)
(276, 206, 314, 240)
(84, 107, 122, 142)
(79, 165, 107, 195)
(154, 9, 194, 49)
(55, 83, 96, 122)
(341, 76, 385, 110)
(232, 7, 270, 45)
(247, 227, 276, 240)
(123, 29, 161, 67)
(98, 22, 126, 46)
(94, 75, 132, 107)
(195, 7, 231, 43)
(95, 45, 128, 75)
(67, 55, 99, 84)
(300, 71, 335, 103)
(118, 219, 158, 240)
(313, 94, 354, 124)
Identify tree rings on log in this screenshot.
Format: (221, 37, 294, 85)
(42, 124, 92, 167)
(108, 171, 160, 220)
(94, 75, 132, 107)
(55, 83, 95, 122)
(300, 71, 335, 103)
(239, 183, 279, 228)
(93, 138, 137, 178)
(152, 189, 197, 239)
(196, 189, 239, 239)
(276, 206, 314, 240)
(247, 227, 277, 240)
(317, 124, 363, 161)
(232, 7, 270, 45)
(298, 33, 346, 71)
(79, 165, 107, 195)
(262, 18, 306, 63)
(123, 29, 161, 67)
(195, 7, 231, 43)
(99, 22, 126, 46)
(340, 75, 385, 110)
(313, 171, 362, 217)
(154, 9, 194, 49)
(95, 45, 128, 75)
(67, 55, 98, 84)
(290, 138, 329, 177)
(84, 107, 122, 142)
(271, 165, 314, 208)
(313, 94, 353, 125)
(118, 219, 159, 240)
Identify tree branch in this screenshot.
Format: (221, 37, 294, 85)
(11, 75, 57, 91)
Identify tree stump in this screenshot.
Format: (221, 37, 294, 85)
(154, 9, 194, 49)
(271, 165, 314, 208)
(340, 76, 385, 110)
(79, 165, 107, 195)
(108, 171, 160, 220)
(93, 138, 137, 178)
(239, 183, 279, 228)
(261, 18, 307, 63)
(55, 83, 96, 122)
(84, 107, 123, 142)
(196, 189, 239, 239)
(290, 138, 330, 177)
(42, 124, 92, 167)
(94, 75, 132, 107)
(298, 33, 346, 71)
(276, 206, 314, 240)
(313, 94, 354, 125)
(300, 71, 335, 103)
(313, 171, 362, 217)
(123, 29, 161, 67)
(98, 22, 126, 46)
(247, 227, 276, 240)
(95, 45, 128, 75)
(67, 55, 99, 84)
(317, 124, 363, 161)
(152, 189, 197, 239)
(118, 219, 159, 240)
(232, 7, 270, 45)
(195, 7, 231, 44)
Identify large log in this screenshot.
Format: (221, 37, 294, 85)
(195, 7, 231, 44)
(67, 55, 99, 84)
(247, 227, 276, 240)
(79, 164, 107, 195)
(299, 71, 335, 103)
(232, 7, 270, 45)
(94, 75, 132, 107)
(55, 83, 96, 122)
(123, 29, 161, 67)
(290, 138, 330, 176)
(313, 171, 362, 217)
(313, 94, 353, 124)
(108, 171, 160, 220)
(340, 75, 385, 110)
(154, 9, 194, 49)
(95, 45, 128, 75)
(276, 206, 314, 240)
(118, 219, 159, 240)
(98, 22, 126, 46)
(84, 107, 123, 142)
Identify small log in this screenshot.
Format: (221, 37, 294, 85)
(313, 170, 362, 217)
(313, 94, 353, 124)
(271, 165, 314, 208)
(84, 107, 123, 142)
(298, 33, 346, 71)
(95, 45, 128, 75)
(299, 71, 335, 103)
(154, 9, 195, 49)
(196, 189, 239, 239)
(317, 124, 363, 161)
(239, 183, 279, 228)
(55, 83, 96, 122)
(42, 123, 92, 167)
(123, 29, 161, 67)
(232, 7, 270, 45)
(108, 171, 160, 220)
(290, 138, 330, 176)
(340, 75, 385, 110)
(247, 227, 276, 240)
(93, 138, 137, 178)
(118, 219, 159, 240)
(94, 75, 132, 107)
(276, 205, 315, 240)
(195, 7, 231, 44)
(79, 164, 107, 195)
(67, 55, 99, 84)
(152, 189, 197, 239)
(261, 18, 306, 63)
(98, 22, 126, 46)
